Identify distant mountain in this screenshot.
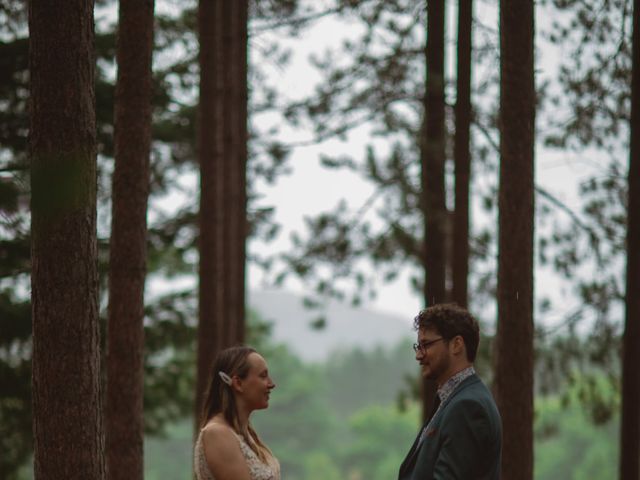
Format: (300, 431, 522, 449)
(248, 289, 414, 362)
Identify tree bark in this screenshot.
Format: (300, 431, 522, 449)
(452, 0, 472, 308)
(619, 2, 640, 479)
(29, 1, 105, 478)
(494, 1, 535, 479)
(105, 0, 154, 479)
(194, 0, 249, 425)
(420, 0, 447, 421)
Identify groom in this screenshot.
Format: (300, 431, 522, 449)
(398, 304, 502, 480)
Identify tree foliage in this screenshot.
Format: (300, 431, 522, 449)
(0, 0, 637, 476)
(265, 0, 632, 426)
(140, 338, 621, 480)
(538, 0, 631, 327)
(0, 0, 305, 477)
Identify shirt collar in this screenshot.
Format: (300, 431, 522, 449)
(437, 366, 475, 404)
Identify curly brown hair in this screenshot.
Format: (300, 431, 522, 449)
(413, 303, 480, 362)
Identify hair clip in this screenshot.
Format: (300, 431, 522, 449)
(218, 371, 232, 386)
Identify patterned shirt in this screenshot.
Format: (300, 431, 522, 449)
(437, 365, 476, 406)
(420, 366, 476, 442)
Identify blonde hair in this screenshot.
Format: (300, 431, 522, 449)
(200, 345, 274, 464)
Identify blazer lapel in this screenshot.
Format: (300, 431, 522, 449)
(398, 377, 480, 479)
(398, 425, 424, 478)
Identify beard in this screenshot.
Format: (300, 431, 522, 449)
(422, 355, 450, 383)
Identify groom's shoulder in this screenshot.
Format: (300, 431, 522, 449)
(449, 374, 496, 408)
(456, 373, 483, 394)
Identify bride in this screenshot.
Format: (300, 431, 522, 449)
(194, 346, 280, 480)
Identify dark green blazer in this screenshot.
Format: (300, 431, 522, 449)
(398, 374, 502, 480)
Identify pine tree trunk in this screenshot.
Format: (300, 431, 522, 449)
(29, 1, 105, 478)
(105, 0, 154, 479)
(420, 0, 447, 421)
(619, 2, 640, 479)
(194, 0, 248, 425)
(225, 0, 248, 346)
(494, 1, 535, 479)
(452, 0, 472, 308)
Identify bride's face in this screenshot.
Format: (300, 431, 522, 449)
(237, 353, 276, 410)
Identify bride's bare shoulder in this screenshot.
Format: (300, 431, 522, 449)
(200, 420, 250, 479)
(201, 420, 237, 445)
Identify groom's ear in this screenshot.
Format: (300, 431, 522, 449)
(451, 335, 466, 356)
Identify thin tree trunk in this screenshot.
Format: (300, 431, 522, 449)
(452, 0, 472, 308)
(105, 0, 154, 479)
(420, 0, 447, 421)
(194, 0, 249, 426)
(494, 1, 535, 479)
(195, 0, 222, 430)
(225, 0, 249, 345)
(29, 1, 104, 478)
(619, 2, 640, 479)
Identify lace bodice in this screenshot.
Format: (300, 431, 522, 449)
(194, 428, 280, 480)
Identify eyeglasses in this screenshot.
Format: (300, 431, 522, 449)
(412, 337, 444, 353)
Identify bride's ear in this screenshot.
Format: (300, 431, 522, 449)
(231, 376, 243, 393)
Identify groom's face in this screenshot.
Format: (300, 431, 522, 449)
(416, 327, 450, 385)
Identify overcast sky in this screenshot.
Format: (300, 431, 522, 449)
(139, 1, 609, 329)
(245, 1, 604, 329)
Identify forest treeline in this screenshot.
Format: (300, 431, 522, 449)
(128, 326, 626, 480)
(0, 0, 638, 479)
(139, 330, 622, 480)
(11, 319, 624, 480)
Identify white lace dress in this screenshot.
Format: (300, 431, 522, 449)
(194, 429, 281, 480)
